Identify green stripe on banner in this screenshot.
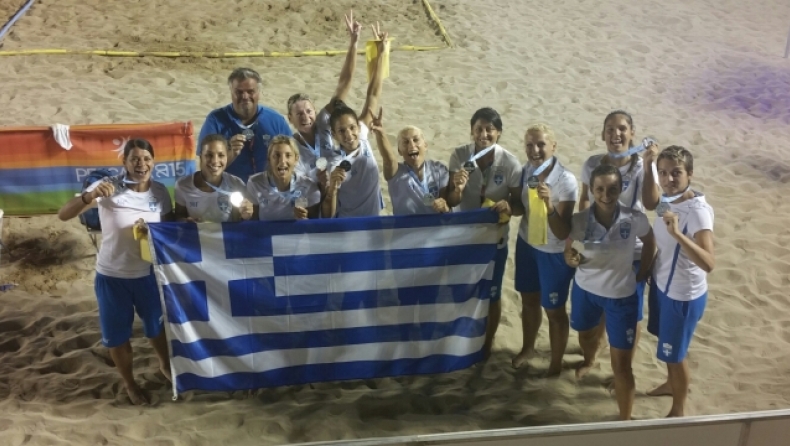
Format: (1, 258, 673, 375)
(0, 187, 176, 216)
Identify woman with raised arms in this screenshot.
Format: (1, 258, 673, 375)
(286, 10, 362, 178)
(322, 25, 389, 218)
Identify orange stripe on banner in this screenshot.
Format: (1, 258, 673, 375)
(0, 122, 195, 169)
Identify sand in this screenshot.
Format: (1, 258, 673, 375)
(2, 0, 790, 444)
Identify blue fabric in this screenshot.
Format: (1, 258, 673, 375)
(570, 282, 639, 350)
(514, 238, 575, 309)
(94, 271, 163, 347)
(648, 285, 707, 363)
(198, 104, 293, 182)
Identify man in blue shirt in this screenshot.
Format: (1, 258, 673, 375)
(198, 68, 293, 182)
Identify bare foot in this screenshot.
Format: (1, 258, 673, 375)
(511, 349, 536, 369)
(647, 381, 673, 397)
(666, 410, 684, 417)
(126, 383, 150, 406)
(545, 362, 563, 378)
(575, 361, 597, 380)
(160, 364, 173, 383)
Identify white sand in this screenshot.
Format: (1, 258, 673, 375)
(2, 0, 790, 444)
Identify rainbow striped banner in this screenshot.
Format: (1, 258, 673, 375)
(0, 122, 196, 216)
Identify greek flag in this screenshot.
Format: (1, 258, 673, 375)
(148, 210, 500, 395)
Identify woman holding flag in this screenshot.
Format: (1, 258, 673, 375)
(446, 107, 521, 358)
(509, 124, 578, 376)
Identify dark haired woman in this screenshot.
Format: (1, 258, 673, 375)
(57, 138, 174, 405)
(323, 25, 388, 218)
(445, 106, 522, 358)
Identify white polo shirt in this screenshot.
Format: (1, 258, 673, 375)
(247, 171, 321, 221)
(328, 124, 383, 218)
(449, 143, 521, 245)
(517, 159, 578, 254)
(388, 160, 449, 215)
(652, 194, 714, 301)
(294, 108, 342, 178)
(174, 172, 247, 223)
(570, 205, 651, 298)
(88, 176, 173, 279)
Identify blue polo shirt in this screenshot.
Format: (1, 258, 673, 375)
(198, 104, 293, 182)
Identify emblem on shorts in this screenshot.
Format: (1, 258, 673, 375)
(662, 342, 673, 357)
(549, 292, 559, 305)
(489, 286, 498, 298)
(217, 195, 231, 213)
(626, 328, 635, 345)
(620, 222, 631, 239)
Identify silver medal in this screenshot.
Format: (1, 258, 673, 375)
(241, 129, 254, 141)
(422, 193, 434, 206)
(656, 202, 670, 217)
(315, 157, 328, 171)
(527, 175, 540, 189)
(294, 197, 309, 208)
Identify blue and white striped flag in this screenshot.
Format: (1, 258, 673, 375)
(148, 210, 501, 395)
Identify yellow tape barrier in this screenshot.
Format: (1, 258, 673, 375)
(0, 0, 452, 58)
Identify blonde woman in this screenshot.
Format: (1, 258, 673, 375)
(245, 135, 322, 221)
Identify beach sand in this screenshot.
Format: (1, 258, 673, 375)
(1, 0, 790, 444)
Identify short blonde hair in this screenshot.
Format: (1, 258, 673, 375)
(396, 125, 425, 149)
(524, 123, 557, 143)
(266, 135, 300, 175)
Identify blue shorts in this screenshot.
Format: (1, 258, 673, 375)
(514, 238, 575, 309)
(95, 271, 164, 348)
(633, 260, 646, 322)
(487, 246, 508, 303)
(647, 282, 706, 363)
(570, 282, 639, 350)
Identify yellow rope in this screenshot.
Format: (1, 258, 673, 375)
(0, 45, 446, 58)
(421, 0, 453, 48)
(0, 2, 452, 58)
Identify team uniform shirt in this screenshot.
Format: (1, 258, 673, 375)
(581, 155, 658, 260)
(449, 143, 521, 245)
(569, 205, 651, 298)
(652, 194, 714, 301)
(88, 176, 173, 279)
(388, 160, 449, 215)
(198, 104, 293, 182)
(247, 171, 321, 221)
(517, 159, 578, 254)
(174, 172, 247, 223)
(294, 108, 342, 179)
(327, 123, 383, 218)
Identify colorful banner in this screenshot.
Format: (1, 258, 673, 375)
(147, 211, 500, 395)
(0, 122, 196, 215)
